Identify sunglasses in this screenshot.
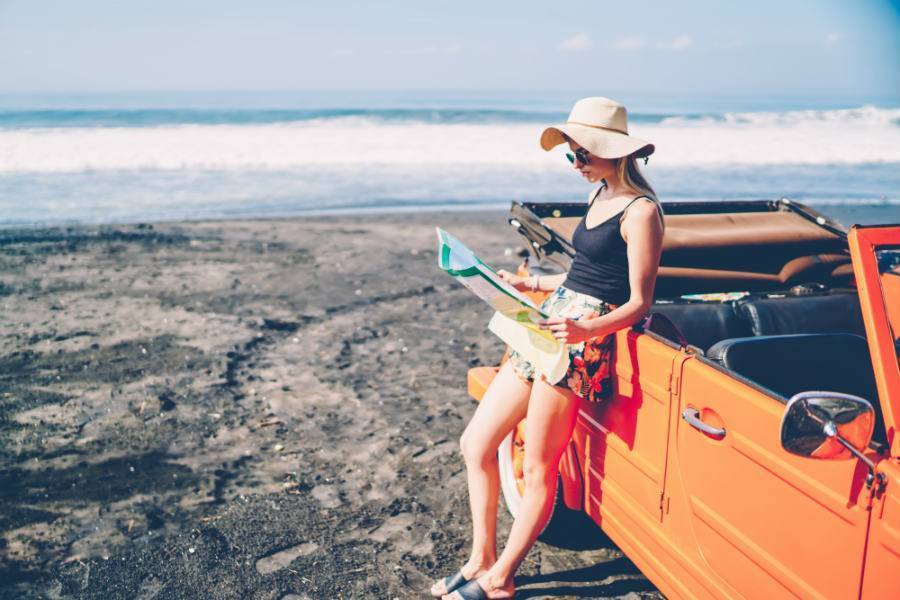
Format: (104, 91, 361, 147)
(565, 148, 651, 166)
(565, 148, 591, 166)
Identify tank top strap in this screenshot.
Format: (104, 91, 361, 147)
(587, 183, 607, 207)
(618, 194, 658, 223)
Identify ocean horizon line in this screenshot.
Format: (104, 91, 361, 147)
(1, 89, 897, 112)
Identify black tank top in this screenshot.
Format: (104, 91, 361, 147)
(561, 188, 655, 306)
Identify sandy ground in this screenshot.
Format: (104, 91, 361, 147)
(0, 210, 671, 599)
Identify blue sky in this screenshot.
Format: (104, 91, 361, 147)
(0, 0, 897, 98)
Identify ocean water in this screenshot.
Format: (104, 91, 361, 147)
(0, 91, 898, 226)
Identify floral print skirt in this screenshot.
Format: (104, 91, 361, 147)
(507, 285, 617, 403)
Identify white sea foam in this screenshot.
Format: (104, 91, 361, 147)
(661, 105, 900, 127)
(0, 106, 898, 174)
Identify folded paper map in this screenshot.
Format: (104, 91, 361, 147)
(435, 228, 570, 383)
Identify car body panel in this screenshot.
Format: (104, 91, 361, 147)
(575, 328, 677, 527)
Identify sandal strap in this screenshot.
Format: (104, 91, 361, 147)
(443, 570, 469, 593)
(455, 579, 489, 600)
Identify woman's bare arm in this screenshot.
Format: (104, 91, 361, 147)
(497, 269, 567, 293)
(532, 272, 567, 292)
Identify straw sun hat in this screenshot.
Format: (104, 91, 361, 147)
(540, 97, 654, 160)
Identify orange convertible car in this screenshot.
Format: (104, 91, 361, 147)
(466, 199, 900, 600)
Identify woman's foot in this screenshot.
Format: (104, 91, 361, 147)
(430, 558, 494, 597)
(442, 571, 515, 600)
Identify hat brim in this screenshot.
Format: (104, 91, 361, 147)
(540, 123, 654, 159)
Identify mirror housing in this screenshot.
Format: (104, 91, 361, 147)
(781, 391, 875, 460)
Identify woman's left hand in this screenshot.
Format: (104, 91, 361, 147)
(538, 312, 600, 344)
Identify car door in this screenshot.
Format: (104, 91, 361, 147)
(573, 326, 679, 557)
(662, 350, 879, 600)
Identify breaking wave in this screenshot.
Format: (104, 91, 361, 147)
(1, 104, 898, 173)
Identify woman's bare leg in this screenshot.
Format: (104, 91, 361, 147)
(445, 376, 580, 599)
(430, 360, 532, 596)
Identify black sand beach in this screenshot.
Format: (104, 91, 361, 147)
(0, 209, 666, 600)
(1, 204, 893, 599)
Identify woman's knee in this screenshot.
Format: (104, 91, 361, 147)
(459, 430, 498, 466)
(521, 457, 559, 490)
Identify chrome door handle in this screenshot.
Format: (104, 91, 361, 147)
(682, 407, 726, 439)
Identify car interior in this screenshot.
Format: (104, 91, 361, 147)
(648, 289, 887, 450)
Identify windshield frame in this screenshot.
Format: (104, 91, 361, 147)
(849, 225, 900, 457)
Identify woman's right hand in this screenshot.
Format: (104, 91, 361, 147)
(497, 269, 532, 292)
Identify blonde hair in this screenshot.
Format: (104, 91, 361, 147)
(612, 154, 657, 202)
(610, 154, 665, 232)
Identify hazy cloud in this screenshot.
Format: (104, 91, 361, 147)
(659, 35, 693, 51)
(558, 33, 592, 52)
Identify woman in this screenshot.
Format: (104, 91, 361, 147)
(430, 97, 665, 600)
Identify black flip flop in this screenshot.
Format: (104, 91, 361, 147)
(432, 569, 469, 597)
(452, 578, 490, 600)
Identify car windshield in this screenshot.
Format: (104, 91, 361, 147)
(875, 246, 900, 364)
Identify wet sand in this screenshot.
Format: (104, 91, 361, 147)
(0, 211, 667, 599)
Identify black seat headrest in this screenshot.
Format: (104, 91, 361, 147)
(649, 302, 752, 352)
(737, 293, 865, 337)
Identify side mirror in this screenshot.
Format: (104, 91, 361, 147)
(781, 391, 875, 460)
